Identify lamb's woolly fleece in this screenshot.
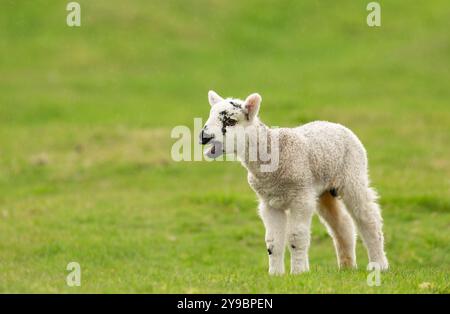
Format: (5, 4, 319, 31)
(202, 91, 388, 275)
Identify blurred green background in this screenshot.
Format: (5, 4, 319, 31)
(0, 0, 449, 293)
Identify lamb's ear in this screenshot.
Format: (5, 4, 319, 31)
(243, 93, 262, 120)
(208, 90, 223, 107)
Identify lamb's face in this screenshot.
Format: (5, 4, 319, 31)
(200, 90, 261, 159)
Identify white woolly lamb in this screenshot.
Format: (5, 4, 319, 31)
(200, 90, 388, 275)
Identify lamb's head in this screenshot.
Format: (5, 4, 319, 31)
(200, 90, 262, 159)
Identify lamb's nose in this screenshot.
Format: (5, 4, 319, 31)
(199, 129, 214, 145)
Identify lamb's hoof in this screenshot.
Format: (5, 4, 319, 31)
(290, 266, 310, 275)
(290, 260, 309, 275)
(338, 259, 357, 270)
(338, 264, 358, 271)
(376, 257, 389, 271)
(380, 261, 389, 272)
(367, 259, 389, 272)
(290, 268, 309, 275)
(268, 268, 285, 276)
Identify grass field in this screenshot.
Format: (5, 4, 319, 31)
(0, 0, 449, 293)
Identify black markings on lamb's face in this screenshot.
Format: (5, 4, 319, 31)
(267, 248, 272, 255)
(218, 110, 238, 135)
(229, 100, 241, 109)
(226, 99, 248, 120)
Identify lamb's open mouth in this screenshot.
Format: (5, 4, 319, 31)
(205, 141, 223, 159)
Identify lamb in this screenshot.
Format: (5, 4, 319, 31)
(200, 90, 388, 275)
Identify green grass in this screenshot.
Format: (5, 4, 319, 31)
(0, 0, 449, 293)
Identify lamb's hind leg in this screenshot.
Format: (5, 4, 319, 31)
(342, 184, 388, 270)
(259, 203, 287, 275)
(317, 192, 356, 269)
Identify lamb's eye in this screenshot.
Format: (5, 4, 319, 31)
(227, 119, 237, 127)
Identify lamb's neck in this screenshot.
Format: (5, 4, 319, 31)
(237, 119, 277, 178)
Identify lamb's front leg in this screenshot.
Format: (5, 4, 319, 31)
(287, 196, 315, 274)
(259, 203, 287, 275)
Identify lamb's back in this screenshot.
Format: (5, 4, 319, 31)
(288, 121, 367, 187)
